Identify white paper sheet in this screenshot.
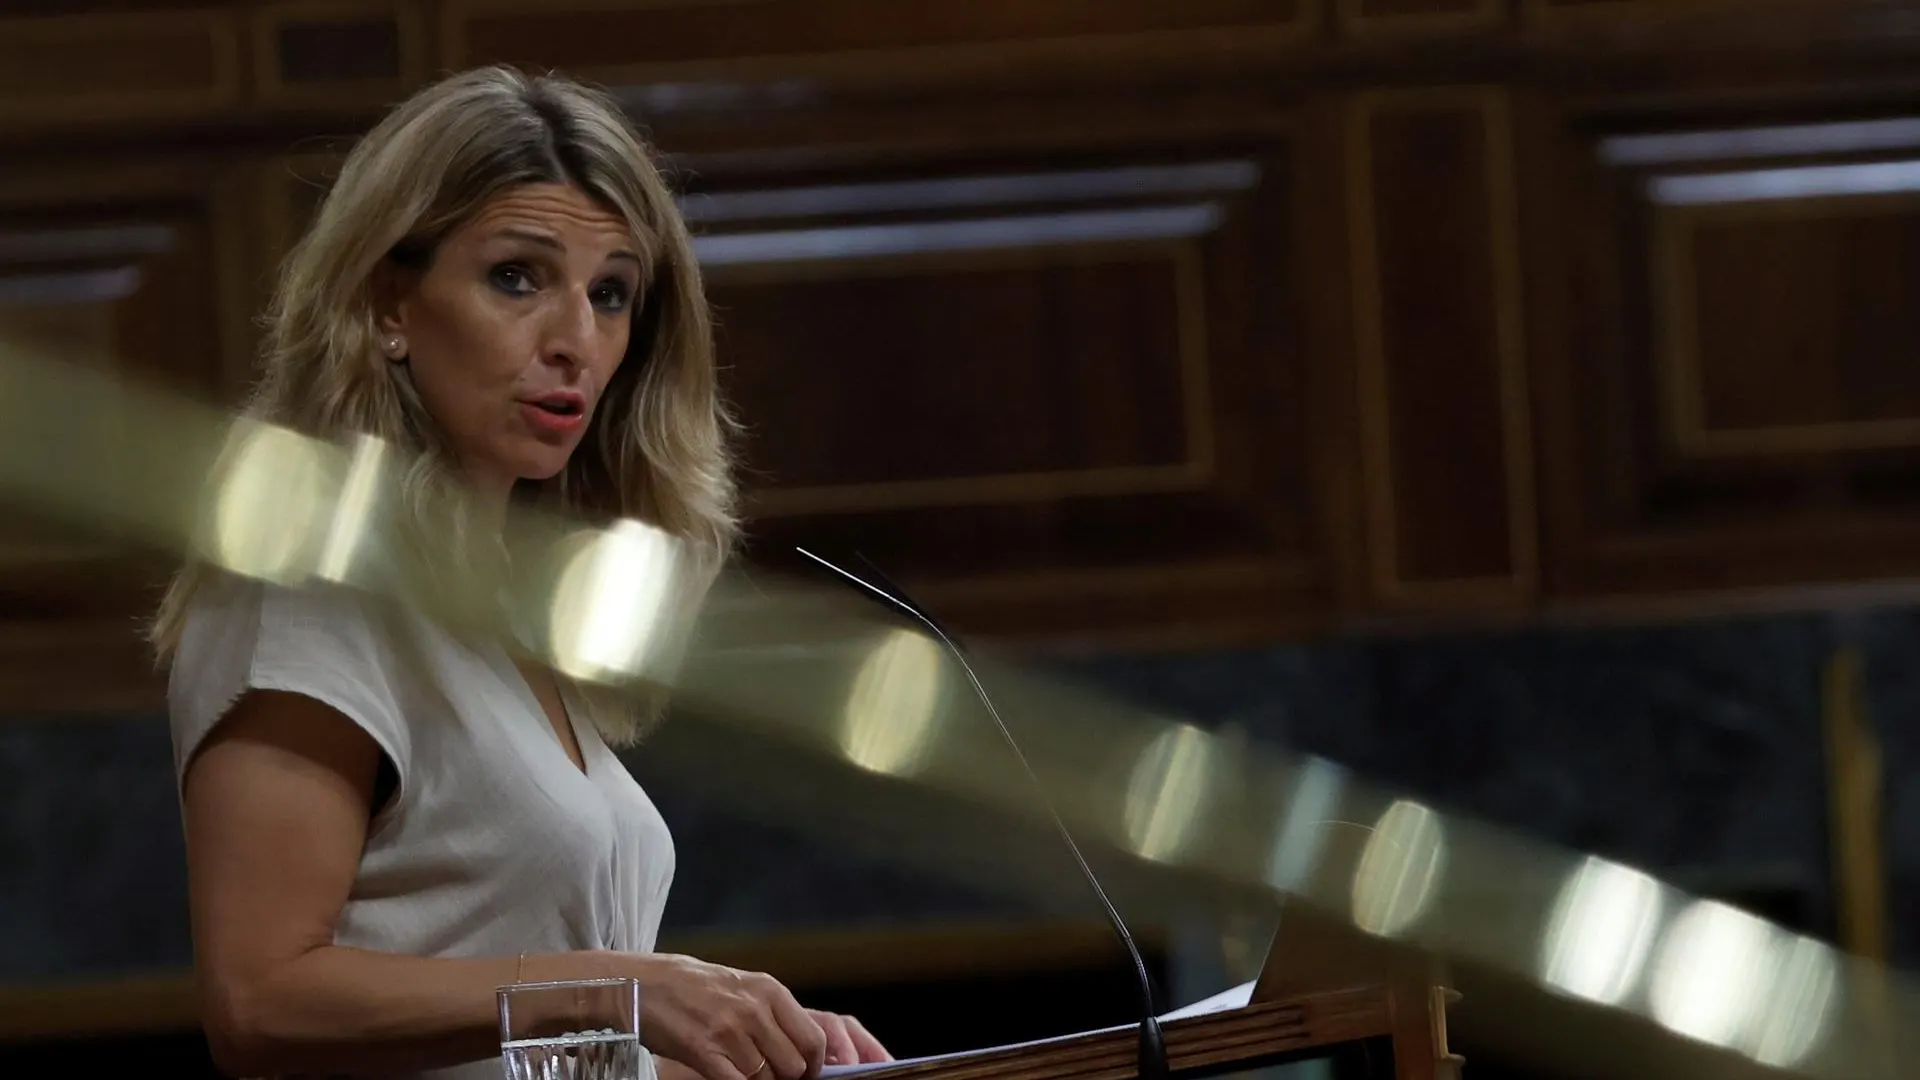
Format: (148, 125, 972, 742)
(819, 979, 1257, 1077)
(1156, 980, 1254, 1021)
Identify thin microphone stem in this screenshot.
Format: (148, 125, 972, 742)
(794, 548, 1170, 1080)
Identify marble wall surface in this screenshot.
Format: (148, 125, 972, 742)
(1052, 614, 1841, 940)
(3, 605, 1914, 984)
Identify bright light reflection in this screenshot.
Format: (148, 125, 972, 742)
(1750, 934, 1839, 1068)
(1650, 160, 1920, 205)
(210, 422, 331, 584)
(1649, 901, 1779, 1050)
(1124, 723, 1216, 864)
(1351, 799, 1444, 938)
(314, 435, 387, 583)
(691, 205, 1222, 266)
(679, 161, 1260, 224)
(1599, 118, 1920, 165)
(548, 519, 684, 684)
(839, 629, 944, 777)
(1264, 757, 1346, 895)
(1540, 856, 1664, 1006)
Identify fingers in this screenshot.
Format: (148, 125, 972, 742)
(735, 971, 822, 1080)
(697, 1047, 754, 1080)
(843, 1016, 892, 1064)
(653, 1056, 706, 1080)
(702, 1012, 765, 1080)
(661, 969, 796, 1080)
(631, 954, 829, 1080)
(807, 1011, 890, 1065)
(809, 1010, 859, 1067)
(753, 972, 827, 1076)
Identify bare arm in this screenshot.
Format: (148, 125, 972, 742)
(182, 689, 830, 1079)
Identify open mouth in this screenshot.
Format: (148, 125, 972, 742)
(521, 393, 589, 430)
(525, 392, 587, 418)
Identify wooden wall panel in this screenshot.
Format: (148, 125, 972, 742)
(1659, 196, 1920, 457)
(0, 164, 250, 406)
(258, 153, 339, 279)
(1338, 0, 1506, 37)
(1348, 89, 1535, 608)
(444, 0, 1310, 84)
(693, 146, 1326, 640)
(9, 0, 1920, 675)
(0, 11, 243, 128)
(1520, 0, 1732, 22)
(1534, 107, 1920, 595)
(1521, 0, 1644, 17)
(0, 161, 250, 619)
(252, 1, 428, 109)
(719, 256, 1199, 512)
(236, 138, 1326, 644)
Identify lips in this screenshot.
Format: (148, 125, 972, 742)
(525, 390, 586, 417)
(519, 390, 589, 434)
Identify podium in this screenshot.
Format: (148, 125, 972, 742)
(858, 912, 1462, 1080)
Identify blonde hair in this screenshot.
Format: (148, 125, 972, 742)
(150, 65, 738, 743)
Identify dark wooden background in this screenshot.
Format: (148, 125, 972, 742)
(2, 3, 1918, 1074)
(13, 0, 1920, 717)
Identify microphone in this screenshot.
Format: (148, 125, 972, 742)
(793, 547, 1171, 1080)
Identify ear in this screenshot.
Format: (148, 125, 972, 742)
(369, 259, 419, 361)
(370, 257, 420, 332)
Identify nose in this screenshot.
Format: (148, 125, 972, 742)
(540, 287, 598, 370)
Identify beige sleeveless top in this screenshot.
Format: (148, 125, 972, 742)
(167, 572, 675, 1080)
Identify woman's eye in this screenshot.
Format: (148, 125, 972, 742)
(489, 263, 536, 294)
(592, 280, 634, 313)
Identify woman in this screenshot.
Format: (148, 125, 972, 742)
(150, 65, 890, 1080)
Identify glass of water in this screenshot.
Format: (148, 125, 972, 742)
(498, 976, 645, 1080)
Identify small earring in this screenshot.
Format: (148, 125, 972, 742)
(384, 336, 405, 360)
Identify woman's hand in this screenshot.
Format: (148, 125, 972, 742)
(808, 1009, 891, 1067)
(628, 953, 828, 1080)
(656, 1055, 707, 1080)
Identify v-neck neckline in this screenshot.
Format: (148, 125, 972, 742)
(498, 645, 593, 780)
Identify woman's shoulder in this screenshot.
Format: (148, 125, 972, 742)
(177, 569, 400, 658)
(168, 570, 412, 716)
(166, 569, 421, 783)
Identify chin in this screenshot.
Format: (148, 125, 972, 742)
(484, 434, 583, 493)
(518, 458, 572, 484)
(502, 445, 577, 486)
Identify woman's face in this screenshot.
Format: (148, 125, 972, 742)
(378, 181, 642, 501)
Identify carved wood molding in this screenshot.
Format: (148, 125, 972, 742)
(0, 1, 430, 135)
(1337, 0, 1507, 40)
(251, 0, 431, 110)
(440, 0, 1316, 96)
(1654, 191, 1920, 459)
(1534, 100, 1920, 596)
(11, 1, 1920, 139)
(0, 158, 253, 668)
(1519, 0, 1649, 25)
(1346, 86, 1537, 609)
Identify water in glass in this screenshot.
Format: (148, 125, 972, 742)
(501, 1027, 643, 1080)
(499, 977, 644, 1080)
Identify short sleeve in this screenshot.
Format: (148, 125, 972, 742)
(166, 572, 412, 798)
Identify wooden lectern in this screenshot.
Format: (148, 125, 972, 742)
(860, 910, 1462, 1080)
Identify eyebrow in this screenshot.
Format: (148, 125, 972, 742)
(494, 227, 641, 266)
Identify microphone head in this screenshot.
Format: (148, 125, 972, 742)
(795, 546, 966, 650)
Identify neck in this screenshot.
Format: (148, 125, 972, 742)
(461, 464, 517, 533)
